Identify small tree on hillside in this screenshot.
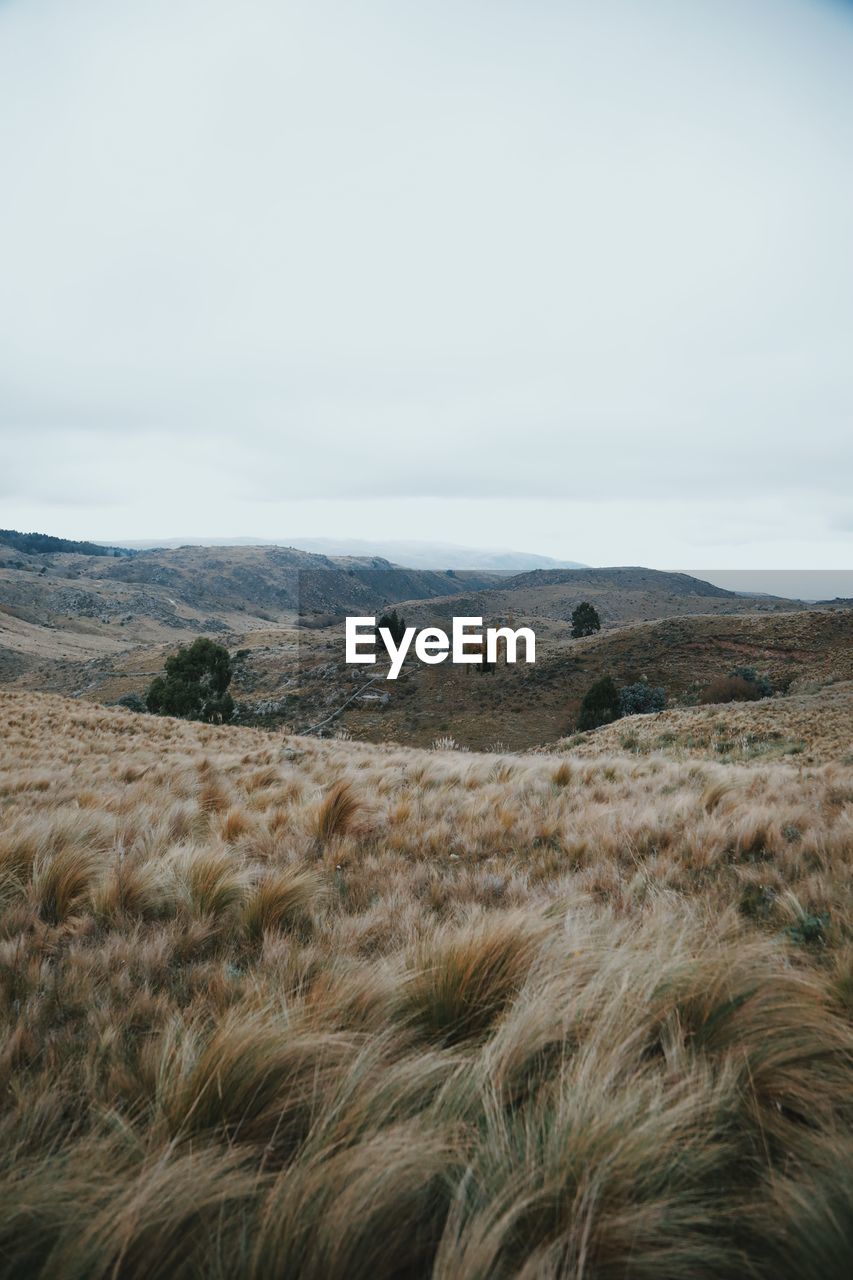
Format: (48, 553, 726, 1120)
(146, 637, 234, 723)
(378, 609, 407, 647)
(571, 602, 601, 638)
(577, 676, 621, 730)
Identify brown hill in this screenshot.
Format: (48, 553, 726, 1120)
(558, 679, 853, 766)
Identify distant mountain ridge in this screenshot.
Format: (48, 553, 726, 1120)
(105, 536, 586, 572)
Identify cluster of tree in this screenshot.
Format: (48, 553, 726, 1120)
(571, 602, 601, 638)
(576, 676, 666, 731)
(0, 528, 136, 557)
(699, 667, 773, 705)
(145, 638, 235, 723)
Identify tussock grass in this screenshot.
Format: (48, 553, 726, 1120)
(171, 846, 250, 920)
(312, 778, 362, 843)
(0, 690, 850, 1278)
(30, 844, 103, 924)
(403, 914, 544, 1045)
(242, 865, 325, 942)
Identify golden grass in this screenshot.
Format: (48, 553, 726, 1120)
(0, 689, 850, 1278)
(561, 680, 853, 766)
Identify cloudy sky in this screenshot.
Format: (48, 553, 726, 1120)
(1, 0, 851, 567)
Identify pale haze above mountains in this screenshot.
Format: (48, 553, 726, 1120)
(1, 0, 852, 567)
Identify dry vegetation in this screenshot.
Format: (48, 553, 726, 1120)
(0, 689, 851, 1278)
(561, 681, 853, 767)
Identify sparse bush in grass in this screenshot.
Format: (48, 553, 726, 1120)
(571, 601, 601, 637)
(577, 676, 621, 730)
(739, 882, 775, 921)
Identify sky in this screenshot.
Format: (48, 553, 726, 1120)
(1, 0, 852, 568)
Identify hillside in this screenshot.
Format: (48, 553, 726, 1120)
(218, 607, 852, 751)
(70, 545, 502, 614)
(558, 680, 853, 766)
(0, 689, 850, 1278)
(0, 545, 502, 684)
(2, 552, 829, 745)
(394, 567, 803, 638)
(7, 604, 850, 753)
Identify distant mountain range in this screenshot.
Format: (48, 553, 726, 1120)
(5, 530, 849, 602)
(106, 536, 587, 573)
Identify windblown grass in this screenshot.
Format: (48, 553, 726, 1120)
(0, 690, 850, 1278)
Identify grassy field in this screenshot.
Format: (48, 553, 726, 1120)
(559, 681, 853, 767)
(0, 689, 851, 1277)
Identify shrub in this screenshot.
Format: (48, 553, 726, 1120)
(730, 666, 773, 698)
(577, 676, 621, 730)
(571, 602, 601, 638)
(618, 681, 666, 716)
(116, 692, 147, 714)
(699, 676, 762, 705)
(146, 638, 234, 723)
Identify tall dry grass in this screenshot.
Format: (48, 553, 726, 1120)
(0, 689, 850, 1278)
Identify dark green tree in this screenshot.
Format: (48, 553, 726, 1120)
(571, 602, 601, 638)
(378, 609, 407, 647)
(146, 638, 234, 723)
(577, 676, 621, 731)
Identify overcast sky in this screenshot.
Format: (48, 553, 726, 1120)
(1, 0, 852, 567)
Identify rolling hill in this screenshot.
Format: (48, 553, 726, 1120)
(2, 545, 849, 753)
